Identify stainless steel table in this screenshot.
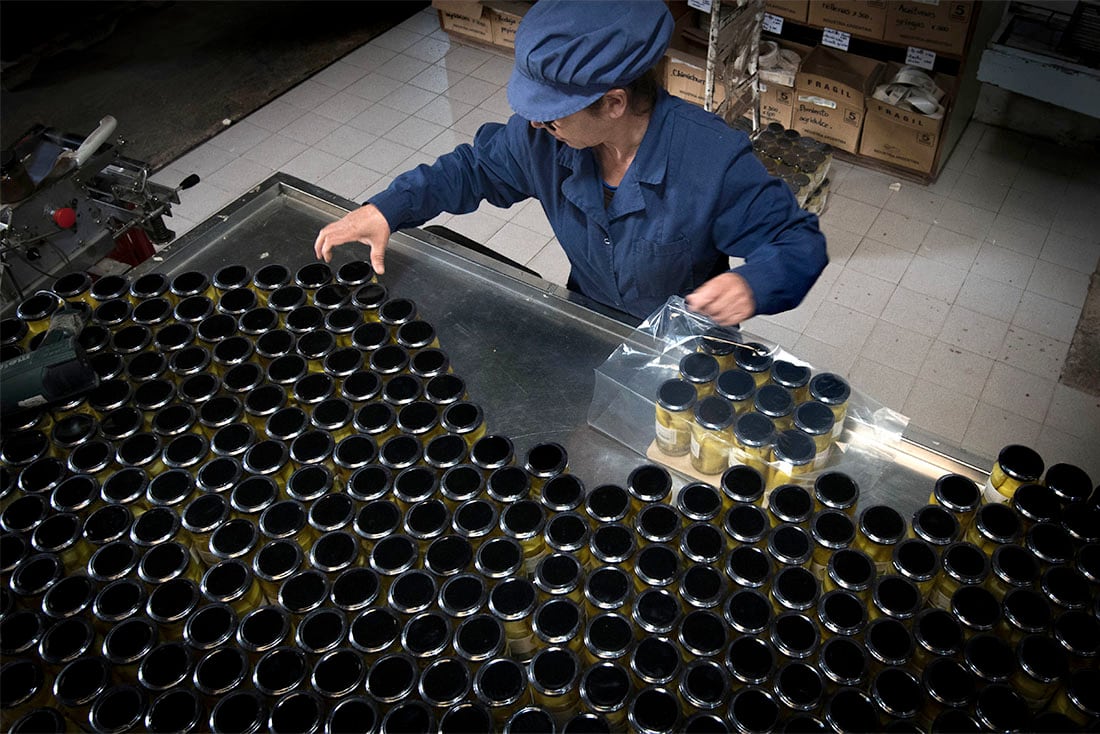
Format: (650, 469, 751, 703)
(136, 173, 989, 517)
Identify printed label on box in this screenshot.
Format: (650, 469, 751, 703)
(905, 46, 937, 70)
(763, 13, 784, 34)
(822, 28, 852, 51)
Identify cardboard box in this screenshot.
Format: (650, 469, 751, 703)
(807, 1, 888, 40)
(748, 40, 812, 129)
(883, 1, 974, 56)
(485, 1, 530, 49)
(434, 0, 494, 44)
(664, 15, 726, 109)
(765, 0, 809, 24)
(792, 46, 884, 153)
(859, 63, 954, 173)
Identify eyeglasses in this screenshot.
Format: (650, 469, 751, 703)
(541, 120, 558, 131)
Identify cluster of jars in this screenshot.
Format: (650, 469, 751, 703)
(2, 260, 1099, 733)
(751, 123, 832, 207)
(655, 329, 850, 488)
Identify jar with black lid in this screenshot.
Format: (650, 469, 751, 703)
(679, 352, 720, 397)
(984, 444, 1044, 504)
(732, 412, 775, 475)
(715, 368, 756, 413)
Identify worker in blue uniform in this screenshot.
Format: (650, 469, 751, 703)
(314, 0, 827, 326)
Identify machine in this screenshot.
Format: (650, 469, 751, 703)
(0, 115, 197, 309)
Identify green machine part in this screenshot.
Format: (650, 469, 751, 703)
(1, 308, 99, 416)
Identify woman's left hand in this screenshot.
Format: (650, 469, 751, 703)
(685, 272, 756, 326)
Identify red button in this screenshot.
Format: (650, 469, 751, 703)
(52, 208, 77, 229)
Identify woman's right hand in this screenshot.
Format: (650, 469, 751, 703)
(313, 204, 393, 274)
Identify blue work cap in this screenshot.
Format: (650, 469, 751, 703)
(507, 0, 674, 122)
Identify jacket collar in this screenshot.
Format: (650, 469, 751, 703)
(557, 90, 674, 221)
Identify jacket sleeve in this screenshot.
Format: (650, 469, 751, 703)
(713, 145, 828, 316)
(369, 116, 536, 230)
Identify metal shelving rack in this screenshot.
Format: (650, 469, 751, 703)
(703, 0, 767, 132)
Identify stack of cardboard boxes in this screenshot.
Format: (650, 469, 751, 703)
(432, 0, 971, 177)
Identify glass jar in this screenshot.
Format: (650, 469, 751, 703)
(856, 505, 907, 575)
(654, 379, 697, 458)
(690, 397, 734, 476)
(771, 361, 811, 403)
(732, 412, 775, 475)
(929, 541, 989, 610)
(809, 510, 855, 580)
(984, 444, 1044, 504)
(814, 471, 859, 515)
(792, 400, 835, 465)
(680, 352, 720, 398)
(734, 343, 773, 387)
(715, 369, 756, 414)
(965, 502, 1021, 555)
(807, 373, 850, 438)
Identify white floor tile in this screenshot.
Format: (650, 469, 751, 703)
(314, 126, 375, 160)
(804, 302, 877, 353)
(791, 333, 858, 376)
(469, 56, 515, 86)
(341, 44, 398, 70)
(313, 94, 374, 125)
(976, 126, 1032, 160)
(421, 128, 474, 158)
(883, 185, 946, 223)
(980, 361, 1056, 421)
(999, 187, 1061, 229)
(444, 76, 503, 108)
(983, 213, 1048, 258)
(278, 112, 343, 147)
(415, 97, 477, 127)
(918, 340, 995, 398)
(390, 149, 438, 175)
(527, 241, 571, 286)
(833, 167, 896, 207)
(1012, 291, 1084, 343)
(169, 180, 237, 223)
(1026, 259, 1090, 309)
(317, 161, 384, 202)
(379, 84, 440, 115)
(382, 117, 448, 151)
(408, 64, 464, 95)
(861, 320, 933, 377)
(453, 107, 509, 137)
(279, 148, 345, 183)
(963, 149, 1022, 186)
(938, 305, 1009, 359)
(1040, 229, 1100, 274)
(881, 286, 951, 338)
(825, 269, 895, 318)
(846, 237, 914, 284)
(820, 195, 880, 237)
(445, 209, 509, 245)
(345, 73, 405, 103)
(351, 138, 419, 176)
(1011, 163, 1071, 197)
(954, 271, 1022, 323)
(172, 143, 238, 179)
(348, 103, 411, 137)
(209, 120, 271, 156)
(203, 157, 273, 193)
(280, 79, 340, 111)
(899, 255, 965, 303)
(242, 134, 310, 171)
(865, 210, 929, 253)
(917, 226, 981, 272)
(376, 53, 431, 83)
(997, 325, 1070, 379)
(312, 60, 371, 91)
(950, 172, 1009, 212)
(743, 317, 802, 350)
(482, 221, 553, 265)
(820, 223, 861, 265)
(903, 377, 979, 445)
(402, 37, 454, 66)
(398, 10, 447, 37)
(370, 27, 424, 54)
(439, 45, 498, 76)
(1043, 384, 1100, 442)
(970, 243, 1036, 289)
(962, 402, 1042, 464)
(848, 359, 914, 413)
(934, 199, 996, 240)
(509, 199, 555, 238)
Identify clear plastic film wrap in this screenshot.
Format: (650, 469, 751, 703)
(587, 297, 909, 492)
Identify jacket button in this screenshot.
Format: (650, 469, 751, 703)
(603, 238, 610, 245)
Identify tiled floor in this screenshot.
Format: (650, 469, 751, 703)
(151, 7, 1100, 480)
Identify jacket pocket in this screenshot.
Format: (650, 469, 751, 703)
(622, 235, 693, 300)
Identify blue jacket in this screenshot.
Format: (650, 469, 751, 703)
(370, 90, 827, 320)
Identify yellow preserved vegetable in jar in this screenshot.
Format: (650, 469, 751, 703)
(734, 342, 773, 388)
(983, 444, 1043, 504)
(654, 379, 697, 458)
(697, 327, 739, 373)
(690, 397, 734, 476)
(732, 412, 775, 475)
(679, 352, 720, 398)
(715, 369, 756, 414)
(792, 400, 835, 467)
(808, 373, 850, 439)
(771, 361, 811, 404)
(770, 430, 815, 488)
(754, 385, 795, 432)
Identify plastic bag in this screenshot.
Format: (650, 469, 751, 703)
(587, 296, 910, 493)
